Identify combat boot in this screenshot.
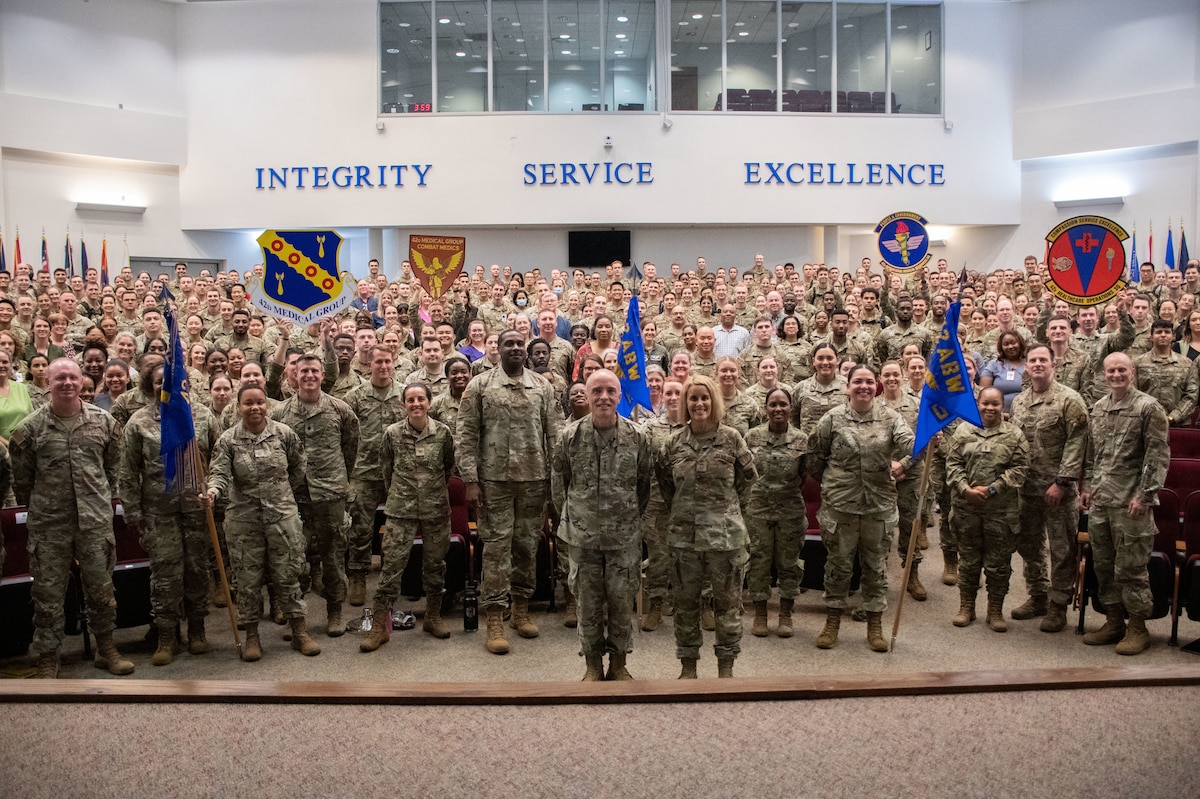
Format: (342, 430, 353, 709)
(563, 587, 577, 629)
(1040, 601, 1068, 633)
(941, 551, 959, 586)
(917, 526, 930, 551)
(606, 652, 633, 681)
(485, 607, 510, 654)
(582, 654, 604, 681)
(953, 594, 976, 627)
(906, 562, 928, 601)
(815, 608, 842, 649)
(326, 601, 344, 638)
(422, 597, 450, 639)
(986, 595, 1008, 632)
(641, 598, 663, 632)
(187, 617, 211, 655)
(678, 657, 698, 679)
(509, 598, 539, 638)
(94, 632, 135, 675)
(359, 607, 391, 652)
(700, 597, 716, 631)
(34, 652, 59, 679)
(268, 586, 285, 625)
(717, 656, 735, 678)
(776, 598, 795, 638)
(309, 561, 325, 600)
(1083, 606, 1126, 645)
(152, 621, 177, 666)
(289, 617, 322, 656)
(865, 611, 888, 652)
(211, 574, 227, 608)
(1115, 615, 1150, 655)
(1010, 594, 1047, 620)
(347, 569, 367, 607)
(242, 623, 262, 662)
(751, 600, 769, 637)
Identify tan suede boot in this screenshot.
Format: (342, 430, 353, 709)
(1010, 594, 1047, 620)
(815, 608, 842, 649)
(347, 570, 367, 607)
(359, 607, 391, 652)
(151, 622, 177, 666)
(1083, 606, 1126, 645)
(717, 656, 735, 678)
(1115, 615, 1150, 655)
(952, 594, 976, 627)
(641, 598, 663, 632)
(326, 601, 344, 638)
(423, 596, 450, 639)
(1040, 601, 1068, 633)
(187, 617, 211, 655)
(94, 632, 135, 675)
(678, 657, 698, 679)
(986, 595, 1008, 632)
(582, 654, 604, 681)
(563, 587, 578, 629)
(865, 611, 888, 652)
(751, 600, 769, 637)
(242, 623, 262, 662)
(289, 617, 321, 656)
(35, 652, 59, 679)
(906, 562, 928, 601)
(509, 598, 539, 638)
(941, 551, 959, 586)
(776, 598, 794, 638)
(485, 607, 510, 654)
(606, 652, 633, 681)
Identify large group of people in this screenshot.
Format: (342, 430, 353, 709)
(0, 249, 1188, 680)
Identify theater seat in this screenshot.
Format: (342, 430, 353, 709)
(1180, 491, 1200, 625)
(0, 507, 34, 657)
(1149, 489, 1183, 643)
(1166, 458, 1200, 493)
(1169, 428, 1200, 459)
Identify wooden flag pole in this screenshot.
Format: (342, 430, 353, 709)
(192, 443, 241, 655)
(890, 440, 936, 652)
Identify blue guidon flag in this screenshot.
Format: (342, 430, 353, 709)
(616, 297, 653, 418)
(913, 300, 981, 457)
(251, 230, 357, 324)
(160, 305, 197, 491)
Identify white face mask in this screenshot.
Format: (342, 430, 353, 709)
(516, 298, 527, 307)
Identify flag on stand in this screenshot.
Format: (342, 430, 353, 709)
(1149, 221, 1154, 266)
(100, 237, 110, 286)
(80, 236, 90, 277)
(1181, 224, 1191, 268)
(160, 304, 197, 491)
(615, 296, 653, 418)
(1165, 222, 1176, 272)
(40, 232, 49, 272)
(123, 233, 131, 272)
(64, 230, 75, 277)
(913, 300, 982, 457)
(0, 230, 5, 275)
(1130, 228, 1140, 284)
(13, 230, 21, 266)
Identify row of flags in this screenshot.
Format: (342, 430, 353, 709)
(1130, 220, 1191, 283)
(0, 229, 129, 286)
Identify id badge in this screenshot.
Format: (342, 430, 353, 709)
(1006, 370, 1015, 381)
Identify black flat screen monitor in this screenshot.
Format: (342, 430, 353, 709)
(568, 230, 630, 269)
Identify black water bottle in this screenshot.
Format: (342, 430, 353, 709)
(463, 581, 479, 631)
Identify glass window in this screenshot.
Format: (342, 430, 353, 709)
(781, 2, 832, 112)
(493, 0, 546, 111)
(605, 2, 655, 111)
(835, 2, 887, 113)
(670, 1, 722, 111)
(725, 1, 779, 111)
(437, 1, 489, 112)
(547, 0, 598, 112)
(381, 1, 433, 113)
(891, 2, 941, 114)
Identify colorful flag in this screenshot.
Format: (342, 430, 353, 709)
(1181, 224, 1191, 268)
(1165, 222, 1175, 272)
(1130, 228, 1140, 284)
(913, 301, 982, 456)
(123, 233, 131, 273)
(13, 230, 21, 266)
(100, 237, 110, 286)
(615, 296, 653, 418)
(160, 304, 197, 490)
(0, 230, 5, 275)
(1149, 221, 1154, 266)
(64, 230, 75, 277)
(40, 232, 49, 272)
(80, 236, 90, 277)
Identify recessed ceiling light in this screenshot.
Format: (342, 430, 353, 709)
(515, 38, 524, 42)
(692, 14, 703, 19)
(614, 50, 625, 55)
(409, 39, 421, 44)
(788, 22, 799, 27)
(895, 69, 905, 73)
(398, 22, 410, 27)
(512, 22, 520, 26)
(561, 50, 571, 54)
(866, 55, 875, 59)
(403, 93, 413, 98)
(455, 51, 466, 57)
(567, 22, 576, 27)
(842, 23, 853, 28)
(926, 82, 936, 86)
(386, 48, 400, 54)
(734, 21, 745, 26)
(592, 45, 600, 49)
(678, 21, 688, 26)
(818, 53, 829, 58)
(463, 37, 473, 42)
(914, 55, 924, 60)
(438, 18, 450, 24)
(806, 68, 815, 73)
(617, 15, 629, 22)
(380, 69, 387, 74)
(559, 34, 570, 39)
(444, 95, 454, 98)
(615, 33, 626, 39)
(896, 24, 908, 30)
(738, 31, 749, 36)
(797, 46, 808, 50)
(530, 79, 537, 83)
(698, 45, 709, 50)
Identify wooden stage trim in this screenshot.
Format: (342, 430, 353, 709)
(2, 664, 1199, 706)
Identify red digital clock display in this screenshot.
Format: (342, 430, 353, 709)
(410, 103, 432, 113)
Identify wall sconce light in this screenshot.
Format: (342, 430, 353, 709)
(1053, 196, 1125, 210)
(75, 201, 147, 215)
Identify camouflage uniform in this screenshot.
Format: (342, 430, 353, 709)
(456, 367, 561, 610)
(429, 392, 463, 441)
(342, 381, 405, 573)
(119, 403, 222, 631)
(790, 374, 847, 440)
(879, 390, 924, 566)
(978, 325, 1033, 360)
(738, 344, 794, 388)
(1083, 388, 1170, 618)
(109, 388, 152, 427)
(1081, 313, 1135, 407)
(641, 415, 683, 604)
(552, 416, 652, 659)
(1134, 350, 1199, 425)
(743, 424, 808, 602)
(10, 402, 122, 657)
(0, 443, 11, 578)
(820, 336, 872, 371)
(658, 424, 756, 662)
(945, 419, 1029, 601)
(213, 333, 268, 368)
(404, 367, 450, 399)
(690, 352, 719, 379)
(722, 390, 763, 438)
(776, 339, 813, 381)
(875, 322, 934, 363)
(206, 418, 308, 625)
(810, 403, 915, 612)
(1010, 382, 1089, 607)
(373, 417, 456, 606)
(271, 392, 359, 602)
(1052, 346, 1089, 394)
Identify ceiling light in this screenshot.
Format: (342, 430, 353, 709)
(698, 45, 709, 50)
(678, 21, 688, 25)
(738, 31, 748, 36)
(615, 33, 626, 39)
(842, 23, 853, 28)
(797, 46, 808, 50)
(896, 24, 908, 30)
(386, 48, 400, 54)
(614, 50, 625, 55)
(617, 15, 629, 22)
(438, 18, 450, 24)
(788, 22, 799, 27)
(692, 13, 703, 19)
(455, 51, 466, 57)
(398, 22, 410, 27)
(561, 50, 571, 54)
(559, 34, 570, 39)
